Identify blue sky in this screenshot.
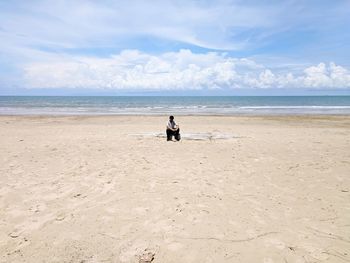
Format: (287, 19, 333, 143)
(0, 0, 350, 95)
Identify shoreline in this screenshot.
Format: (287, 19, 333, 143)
(1, 111, 350, 117)
(1, 113, 350, 117)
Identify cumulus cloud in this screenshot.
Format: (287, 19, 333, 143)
(23, 50, 350, 90)
(303, 62, 350, 88)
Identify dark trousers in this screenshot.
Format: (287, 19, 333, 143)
(166, 128, 180, 141)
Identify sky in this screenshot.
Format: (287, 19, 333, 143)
(0, 0, 350, 95)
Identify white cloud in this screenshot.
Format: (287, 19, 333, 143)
(23, 49, 350, 90)
(303, 62, 350, 88)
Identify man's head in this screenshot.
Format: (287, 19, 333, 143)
(169, 115, 174, 121)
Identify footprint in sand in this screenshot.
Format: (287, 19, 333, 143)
(9, 229, 22, 238)
(55, 213, 66, 221)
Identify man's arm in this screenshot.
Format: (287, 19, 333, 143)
(166, 126, 177, 131)
(166, 125, 178, 131)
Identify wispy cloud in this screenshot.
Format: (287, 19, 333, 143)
(2, 0, 347, 52)
(0, 0, 276, 51)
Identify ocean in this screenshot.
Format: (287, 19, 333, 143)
(0, 96, 350, 115)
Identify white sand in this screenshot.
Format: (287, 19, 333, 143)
(0, 115, 349, 262)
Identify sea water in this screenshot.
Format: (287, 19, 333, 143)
(0, 96, 350, 115)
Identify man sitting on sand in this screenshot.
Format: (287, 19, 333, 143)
(166, 115, 181, 141)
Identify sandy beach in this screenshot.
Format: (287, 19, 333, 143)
(0, 115, 349, 263)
